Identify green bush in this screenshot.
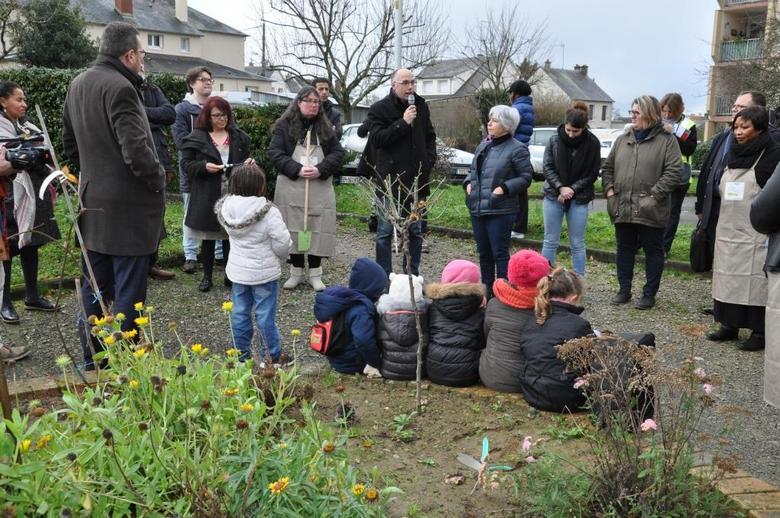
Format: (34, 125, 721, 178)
(691, 138, 712, 171)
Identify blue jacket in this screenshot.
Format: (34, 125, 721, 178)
(172, 96, 202, 193)
(464, 135, 533, 216)
(511, 96, 535, 144)
(313, 258, 388, 374)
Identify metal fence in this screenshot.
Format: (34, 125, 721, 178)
(719, 38, 765, 61)
(724, 0, 765, 5)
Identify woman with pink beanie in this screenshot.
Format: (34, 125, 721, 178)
(425, 260, 487, 387)
(479, 249, 551, 392)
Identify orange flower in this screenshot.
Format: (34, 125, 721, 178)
(268, 476, 290, 495)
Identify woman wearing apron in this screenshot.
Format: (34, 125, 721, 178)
(181, 96, 254, 292)
(709, 106, 780, 351)
(269, 87, 344, 291)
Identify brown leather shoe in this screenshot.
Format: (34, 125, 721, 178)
(149, 265, 175, 280)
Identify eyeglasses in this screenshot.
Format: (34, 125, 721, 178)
(299, 98, 321, 105)
(629, 110, 641, 117)
(134, 49, 147, 58)
(210, 113, 228, 119)
(196, 77, 214, 84)
(732, 103, 749, 111)
(393, 80, 416, 86)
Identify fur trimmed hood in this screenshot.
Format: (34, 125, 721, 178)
(424, 282, 485, 300)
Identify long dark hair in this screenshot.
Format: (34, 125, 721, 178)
(273, 86, 334, 144)
(194, 96, 234, 131)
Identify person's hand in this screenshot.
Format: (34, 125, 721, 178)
(492, 186, 505, 195)
(363, 364, 382, 378)
(403, 105, 417, 125)
(605, 188, 615, 198)
(244, 157, 256, 166)
(466, 183, 472, 195)
(560, 186, 575, 200)
(206, 162, 224, 174)
(299, 165, 321, 179)
(557, 194, 567, 204)
(0, 145, 11, 176)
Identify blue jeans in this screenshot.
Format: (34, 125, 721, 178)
(375, 199, 423, 276)
(470, 213, 515, 295)
(542, 197, 589, 276)
(231, 280, 282, 361)
(182, 192, 222, 260)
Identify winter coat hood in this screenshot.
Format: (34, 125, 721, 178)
(218, 195, 272, 231)
(424, 282, 485, 320)
(349, 258, 388, 302)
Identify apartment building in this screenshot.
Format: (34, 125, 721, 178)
(705, 0, 779, 138)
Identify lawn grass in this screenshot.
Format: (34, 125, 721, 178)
(335, 183, 695, 263)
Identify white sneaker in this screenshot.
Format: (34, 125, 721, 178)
(511, 232, 525, 239)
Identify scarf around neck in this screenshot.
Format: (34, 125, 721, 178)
(727, 131, 771, 170)
(555, 124, 597, 187)
(492, 278, 536, 309)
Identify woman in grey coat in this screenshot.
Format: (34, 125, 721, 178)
(464, 105, 533, 296)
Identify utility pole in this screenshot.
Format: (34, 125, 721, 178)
(393, 0, 402, 69)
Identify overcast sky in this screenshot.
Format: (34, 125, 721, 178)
(189, 0, 715, 114)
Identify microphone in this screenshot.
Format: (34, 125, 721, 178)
(407, 94, 415, 126)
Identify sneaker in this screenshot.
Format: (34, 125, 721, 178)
(1, 343, 29, 363)
(510, 232, 525, 239)
(634, 295, 655, 310)
(181, 259, 197, 274)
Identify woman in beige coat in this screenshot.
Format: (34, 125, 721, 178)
(601, 95, 682, 310)
(709, 106, 780, 351)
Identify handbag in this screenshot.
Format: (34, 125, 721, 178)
(689, 220, 712, 273)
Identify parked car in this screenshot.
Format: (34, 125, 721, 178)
(340, 123, 474, 183)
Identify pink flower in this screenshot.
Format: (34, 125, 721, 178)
(640, 419, 657, 432)
(693, 367, 706, 380)
(525, 455, 536, 463)
(522, 436, 532, 454)
(573, 377, 588, 389)
(703, 383, 714, 396)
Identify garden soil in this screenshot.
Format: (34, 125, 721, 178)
(3, 219, 779, 495)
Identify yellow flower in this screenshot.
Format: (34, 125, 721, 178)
(145, 306, 154, 314)
(129, 379, 140, 389)
(122, 329, 138, 340)
(103, 336, 116, 346)
(115, 312, 126, 321)
(240, 403, 254, 413)
(199, 347, 209, 357)
(365, 487, 379, 502)
(133, 349, 147, 360)
(222, 300, 234, 312)
(291, 329, 301, 337)
(98, 330, 110, 338)
(134, 302, 144, 311)
(94, 316, 107, 326)
(226, 348, 240, 357)
(36, 434, 52, 449)
(224, 388, 239, 397)
(278, 442, 287, 449)
(191, 343, 203, 354)
(134, 317, 149, 327)
(20, 439, 31, 453)
(268, 476, 290, 495)
(352, 483, 365, 496)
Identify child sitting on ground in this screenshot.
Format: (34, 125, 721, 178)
(313, 257, 388, 375)
(519, 267, 593, 413)
(479, 249, 551, 392)
(376, 273, 428, 381)
(425, 260, 486, 387)
(216, 164, 292, 363)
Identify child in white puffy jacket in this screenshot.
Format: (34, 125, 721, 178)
(216, 164, 291, 363)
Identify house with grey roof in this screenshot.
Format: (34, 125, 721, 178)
(531, 60, 614, 129)
(416, 56, 515, 99)
(74, 0, 272, 93)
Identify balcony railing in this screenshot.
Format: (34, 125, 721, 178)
(724, 0, 765, 6)
(714, 96, 736, 116)
(719, 38, 764, 61)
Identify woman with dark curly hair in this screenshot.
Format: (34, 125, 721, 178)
(181, 96, 254, 292)
(268, 86, 344, 291)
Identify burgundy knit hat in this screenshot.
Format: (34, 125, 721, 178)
(507, 249, 550, 288)
(441, 259, 481, 284)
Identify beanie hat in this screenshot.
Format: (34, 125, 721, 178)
(507, 249, 550, 288)
(349, 257, 388, 301)
(441, 259, 481, 284)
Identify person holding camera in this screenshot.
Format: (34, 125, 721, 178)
(0, 81, 61, 324)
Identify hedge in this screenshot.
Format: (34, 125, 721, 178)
(0, 66, 288, 194)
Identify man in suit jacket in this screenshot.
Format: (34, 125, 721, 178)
(63, 21, 165, 369)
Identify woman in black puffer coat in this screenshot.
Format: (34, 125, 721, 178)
(424, 259, 486, 387)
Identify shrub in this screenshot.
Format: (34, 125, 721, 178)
(691, 137, 713, 171)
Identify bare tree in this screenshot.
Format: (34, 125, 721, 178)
(0, 1, 18, 61)
(261, 0, 448, 123)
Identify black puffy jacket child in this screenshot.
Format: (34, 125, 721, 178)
(376, 273, 427, 381)
(519, 267, 593, 413)
(425, 260, 486, 387)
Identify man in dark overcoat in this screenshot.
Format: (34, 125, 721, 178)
(63, 21, 165, 369)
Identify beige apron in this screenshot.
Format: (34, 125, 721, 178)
(712, 153, 768, 306)
(766, 271, 780, 408)
(274, 143, 336, 257)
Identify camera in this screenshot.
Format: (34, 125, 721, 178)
(5, 146, 50, 170)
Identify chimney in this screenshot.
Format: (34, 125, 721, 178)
(573, 64, 580, 72)
(115, 0, 133, 16)
(579, 64, 588, 76)
(176, 0, 188, 23)
(544, 59, 551, 70)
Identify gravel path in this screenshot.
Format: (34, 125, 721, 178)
(3, 220, 778, 486)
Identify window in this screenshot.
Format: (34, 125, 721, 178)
(423, 80, 433, 93)
(601, 105, 607, 121)
(437, 79, 449, 94)
(147, 33, 163, 49)
(588, 104, 594, 120)
(180, 37, 190, 52)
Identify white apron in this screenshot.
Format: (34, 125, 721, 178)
(712, 153, 768, 306)
(274, 143, 336, 257)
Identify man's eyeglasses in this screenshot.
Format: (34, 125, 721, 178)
(300, 98, 321, 105)
(210, 113, 228, 119)
(134, 49, 147, 58)
(394, 80, 416, 86)
(197, 77, 214, 84)
(732, 104, 749, 112)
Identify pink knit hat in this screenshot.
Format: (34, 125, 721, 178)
(441, 259, 481, 284)
(507, 249, 550, 288)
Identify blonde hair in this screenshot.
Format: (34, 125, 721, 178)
(534, 267, 585, 325)
(631, 95, 662, 128)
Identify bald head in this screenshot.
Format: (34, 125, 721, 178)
(391, 68, 416, 100)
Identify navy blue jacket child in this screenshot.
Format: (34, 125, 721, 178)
(313, 258, 388, 374)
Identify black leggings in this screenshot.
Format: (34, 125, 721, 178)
(3, 245, 42, 305)
(200, 239, 230, 280)
(290, 254, 322, 269)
